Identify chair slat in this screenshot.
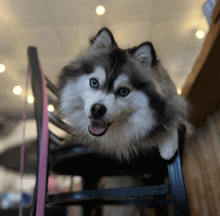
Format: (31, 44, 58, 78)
(48, 112, 74, 134)
(46, 185, 170, 206)
(45, 75, 59, 97)
(49, 130, 64, 146)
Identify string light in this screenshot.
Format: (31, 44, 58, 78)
(196, 30, 204, 39)
(47, 104, 54, 112)
(13, 86, 22, 95)
(0, 64, 5, 73)
(96, 5, 105, 15)
(177, 88, 182, 95)
(27, 95, 34, 104)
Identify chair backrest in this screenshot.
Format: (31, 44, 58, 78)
(28, 46, 71, 216)
(28, 47, 74, 148)
(28, 47, 44, 146)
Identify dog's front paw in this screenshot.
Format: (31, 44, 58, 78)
(158, 128, 178, 160)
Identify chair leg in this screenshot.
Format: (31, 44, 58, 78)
(154, 195, 168, 216)
(30, 144, 50, 216)
(82, 176, 100, 216)
(30, 146, 40, 216)
(167, 150, 190, 216)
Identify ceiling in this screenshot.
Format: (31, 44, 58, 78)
(0, 0, 209, 123)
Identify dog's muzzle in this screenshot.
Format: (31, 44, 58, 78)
(89, 103, 112, 136)
(89, 120, 112, 136)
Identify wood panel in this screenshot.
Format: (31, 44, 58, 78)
(182, 0, 220, 127)
(182, 111, 220, 216)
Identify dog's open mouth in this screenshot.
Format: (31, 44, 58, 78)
(88, 120, 112, 136)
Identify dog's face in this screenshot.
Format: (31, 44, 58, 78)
(59, 28, 178, 160)
(62, 65, 156, 137)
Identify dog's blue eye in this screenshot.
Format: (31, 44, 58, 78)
(90, 78, 99, 88)
(118, 88, 130, 97)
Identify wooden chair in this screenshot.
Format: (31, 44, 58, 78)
(28, 46, 190, 216)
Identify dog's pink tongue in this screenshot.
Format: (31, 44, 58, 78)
(90, 120, 107, 135)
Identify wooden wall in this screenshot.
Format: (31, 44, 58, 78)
(182, 110, 220, 216)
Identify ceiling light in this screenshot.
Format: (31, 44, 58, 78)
(96, 5, 105, 15)
(27, 95, 34, 104)
(13, 86, 22, 95)
(177, 88, 182, 95)
(196, 30, 204, 39)
(0, 64, 5, 73)
(47, 104, 54, 112)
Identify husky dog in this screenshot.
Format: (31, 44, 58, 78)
(58, 28, 189, 216)
(59, 28, 188, 161)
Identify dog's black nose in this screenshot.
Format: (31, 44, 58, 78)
(91, 103, 107, 118)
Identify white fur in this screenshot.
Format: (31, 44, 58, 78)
(91, 66, 107, 86)
(113, 74, 133, 90)
(158, 128, 178, 160)
(60, 69, 157, 160)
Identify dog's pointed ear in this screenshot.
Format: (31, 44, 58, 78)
(129, 42, 158, 67)
(90, 28, 118, 50)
